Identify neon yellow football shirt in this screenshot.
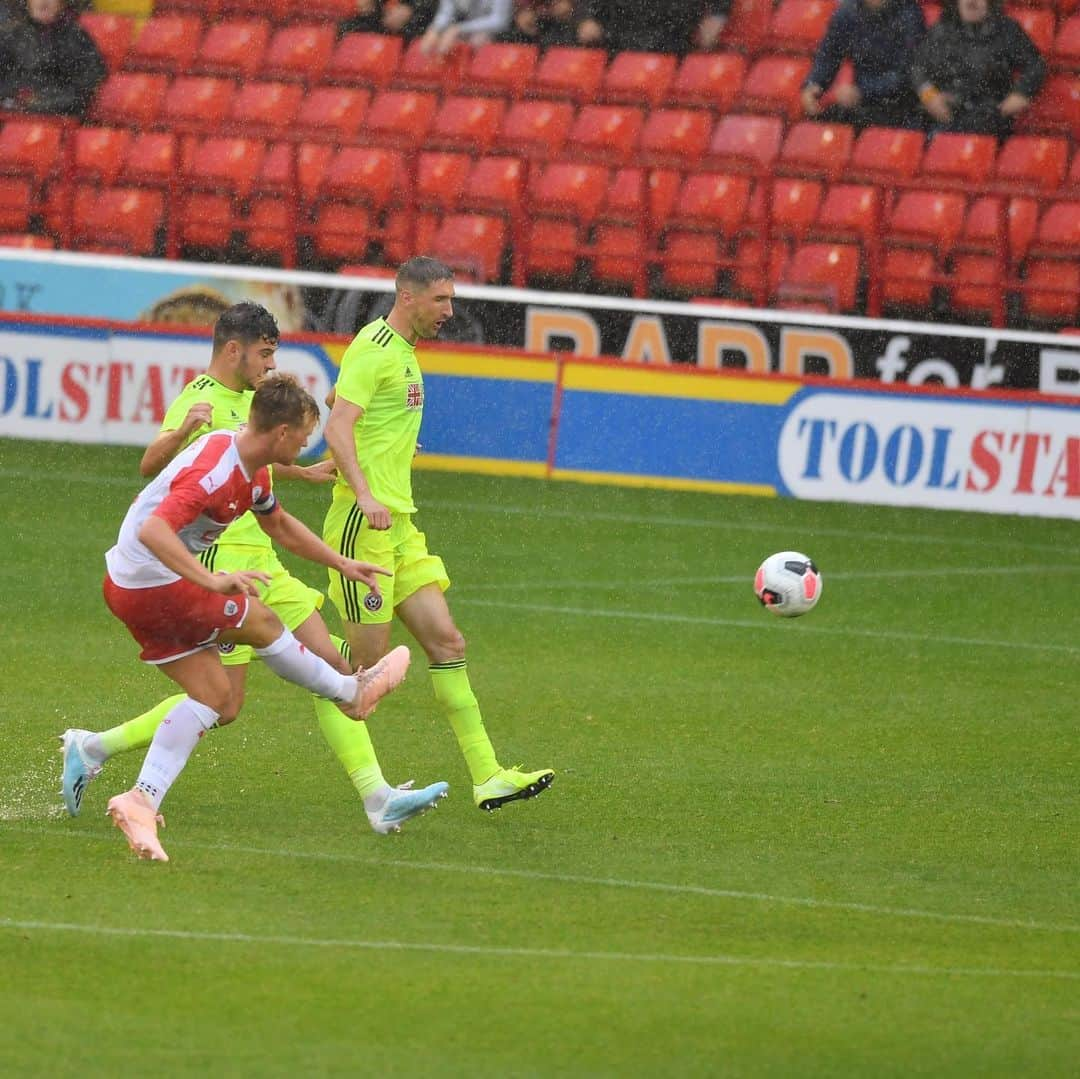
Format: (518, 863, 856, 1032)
(333, 318, 424, 515)
(159, 373, 271, 550)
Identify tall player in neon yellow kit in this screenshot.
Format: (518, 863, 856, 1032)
(60, 302, 448, 834)
(323, 256, 554, 811)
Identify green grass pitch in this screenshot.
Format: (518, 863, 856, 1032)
(0, 437, 1077, 1077)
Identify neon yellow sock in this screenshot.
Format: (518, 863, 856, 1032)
(97, 694, 185, 758)
(313, 635, 386, 800)
(430, 661, 498, 784)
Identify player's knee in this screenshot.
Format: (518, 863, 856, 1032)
(426, 626, 465, 664)
(242, 601, 286, 649)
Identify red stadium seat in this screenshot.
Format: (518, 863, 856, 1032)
(881, 248, 938, 309)
(767, 0, 836, 55)
(228, 81, 303, 138)
(722, 0, 771, 53)
(176, 190, 235, 253)
(193, 20, 270, 79)
(601, 167, 681, 233)
(748, 177, 824, 241)
(427, 95, 507, 155)
(1031, 199, 1080, 255)
(961, 196, 1038, 266)
(0, 119, 63, 184)
(732, 236, 790, 301)
(76, 186, 165, 255)
(293, 87, 371, 140)
(778, 242, 860, 313)
(0, 179, 33, 233)
(667, 51, 747, 110)
(79, 12, 134, 71)
(531, 162, 610, 226)
(667, 172, 753, 237)
(324, 33, 403, 90)
(262, 25, 335, 84)
(126, 14, 201, 74)
(379, 207, 440, 266)
(496, 99, 574, 160)
(414, 151, 471, 211)
(124, 132, 178, 188)
(1010, 5, 1056, 56)
(1022, 258, 1080, 322)
(393, 37, 467, 93)
(360, 90, 438, 150)
(948, 253, 1003, 320)
(993, 135, 1069, 192)
(90, 72, 168, 127)
(529, 47, 607, 104)
(460, 155, 525, 218)
(779, 121, 854, 180)
(849, 126, 925, 181)
(429, 213, 507, 282)
(812, 184, 882, 242)
(637, 109, 713, 170)
(887, 189, 967, 250)
(321, 146, 407, 211)
(655, 230, 726, 294)
(311, 202, 371, 263)
(565, 105, 645, 166)
(601, 51, 678, 108)
(704, 113, 783, 172)
(1053, 15, 1080, 70)
(522, 218, 579, 282)
(258, 141, 334, 206)
(162, 77, 236, 132)
(589, 224, 646, 294)
(919, 132, 997, 186)
(1018, 75, 1080, 138)
(467, 43, 539, 98)
(740, 55, 812, 120)
(73, 126, 131, 186)
(184, 136, 265, 199)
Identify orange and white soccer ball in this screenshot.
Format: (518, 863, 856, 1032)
(754, 551, 822, 618)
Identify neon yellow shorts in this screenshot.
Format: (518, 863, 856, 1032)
(204, 544, 324, 666)
(323, 499, 449, 626)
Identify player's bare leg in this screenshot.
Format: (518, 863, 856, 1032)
(392, 584, 554, 811)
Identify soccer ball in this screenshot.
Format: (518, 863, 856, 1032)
(754, 551, 822, 618)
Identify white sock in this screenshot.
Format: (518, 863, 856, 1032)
(256, 629, 354, 702)
(134, 699, 219, 810)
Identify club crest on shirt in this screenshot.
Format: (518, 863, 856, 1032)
(406, 382, 424, 409)
(252, 486, 263, 502)
(223, 600, 239, 617)
(218, 641, 236, 654)
(363, 591, 383, 612)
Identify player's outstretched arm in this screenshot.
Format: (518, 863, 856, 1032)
(273, 458, 337, 484)
(324, 394, 392, 530)
(257, 507, 390, 591)
(139, 403, 214, 477)
(138, 516, 269, 595)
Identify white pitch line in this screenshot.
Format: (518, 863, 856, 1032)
(12, 824, 1077, 935)
(453, 596, 1080, 655)
(0, 919, 1075, 981)
(459, 564, 1080, 593)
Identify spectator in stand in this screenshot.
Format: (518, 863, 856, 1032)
(337, 0, 438, 41)
(419, 0, 513, 53)
(912, 0, 1046, 139)
(801, 0, 926, 131)
(577, 0, 729, 56)
(0, 0, 105, 118)
(503, 1, 585, 49)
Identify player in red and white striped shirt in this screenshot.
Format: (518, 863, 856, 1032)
(102, 373, 411, 862)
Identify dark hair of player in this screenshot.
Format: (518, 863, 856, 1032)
(396, 256, 455, 292)
(212, 302, 280, 353)
(249, 372, 318, 432)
